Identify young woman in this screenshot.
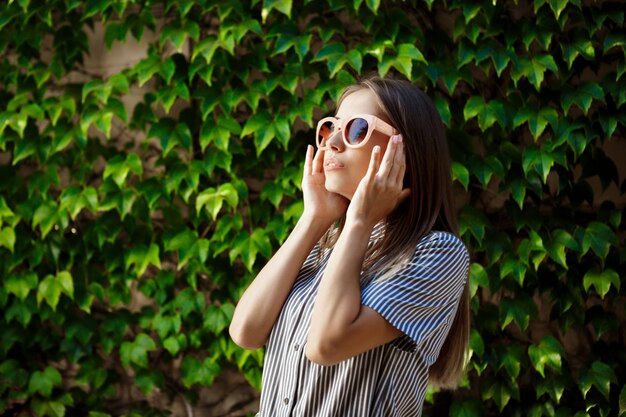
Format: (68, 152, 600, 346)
(229, 75, 470, 417)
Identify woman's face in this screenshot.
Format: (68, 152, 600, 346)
(323, 89, 394, 200)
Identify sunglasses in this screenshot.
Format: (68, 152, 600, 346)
(315, 114, 398, 149)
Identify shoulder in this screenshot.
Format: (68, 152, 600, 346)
(415, 231, 469, 259)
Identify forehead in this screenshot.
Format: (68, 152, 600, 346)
(335, 89, 382, 119)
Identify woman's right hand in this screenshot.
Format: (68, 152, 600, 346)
(301, 145, 349, 227)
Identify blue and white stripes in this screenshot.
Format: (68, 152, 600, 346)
(256, 226, 469, 417)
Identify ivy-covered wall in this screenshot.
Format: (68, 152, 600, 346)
(1, 0, 625, 416)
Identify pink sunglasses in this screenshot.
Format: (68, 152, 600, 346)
(315, 114, 398, 149)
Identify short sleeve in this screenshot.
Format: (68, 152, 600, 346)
(361, 232, 469, 356)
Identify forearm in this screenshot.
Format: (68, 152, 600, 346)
(307, 221, 374, 355)
(229, 214, 331, 349)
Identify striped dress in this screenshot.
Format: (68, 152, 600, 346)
(256, 224, 469, 417)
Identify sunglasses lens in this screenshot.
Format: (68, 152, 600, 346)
(318, 120, 334, 146)
(345, 118, 369, 145)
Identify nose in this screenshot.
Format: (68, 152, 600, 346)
(325, 129, 345, 152)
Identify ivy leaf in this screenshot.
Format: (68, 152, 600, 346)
(545, 229, 577, 268)
(28, 367, 62, 397)
(451, 161, 469, 190)
(203, 303, 235, 335)
(262, 0, 292, 22)
(0, 226, 16, 252)
(583, 268, 620, 299)
(56, 271, 74, 300)
(561, 39, 595, 69)
(579, 361, 617, 400)
(311, 43, 353, 78)
(450, 398, 484, 417)
(562, 83, 605, 115)
(511, 54, 558, 90)
(181, 355, 221, 388)
(582, 221, 616, 260)
(32, 200, 59, 239)
(163, 336, 181, 356)
(397, 43, 427, 65)
(528, 336, 565, 377)
(469, 262, 489, 298)
(119, 334, 156, 369)
(463, 96, 507, 130)
(513, 106, 559, 141)
(434, 96, 451, 126)
(522, 145, 554, 183)
(499, 293, 538, 331)
(5, 272, 38, 301)
(459, 206, 489, 243)
(126, 243, 161, 276)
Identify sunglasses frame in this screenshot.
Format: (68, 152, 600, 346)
(315, 114, 398, 149)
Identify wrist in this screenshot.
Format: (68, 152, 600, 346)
(343, 218, 376, 237)
(297, 212, 333, 237)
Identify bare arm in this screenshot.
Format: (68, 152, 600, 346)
(230, 145, 349, 350)
(306, 135, 409, 365)
(229, 213, 330, 350)
(305, 221, 402, 365)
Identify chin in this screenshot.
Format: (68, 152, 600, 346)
(324, 179, 353, 200)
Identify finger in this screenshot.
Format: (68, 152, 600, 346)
(304, 145, 313, 176)
(366, 145, 381, 180)
(377, 135, 398, 178)
(390, 136, 406, 185)
(312, 147, 325, 175)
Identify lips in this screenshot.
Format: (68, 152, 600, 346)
(325, 158, 345, 169)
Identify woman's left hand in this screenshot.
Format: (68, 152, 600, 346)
(346, 134, 411, 228)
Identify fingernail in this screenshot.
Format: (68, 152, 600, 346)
(394, 135, 402, 143)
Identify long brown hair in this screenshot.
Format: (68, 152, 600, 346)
(317, 75, 470, 389)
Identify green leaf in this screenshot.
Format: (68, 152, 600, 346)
(619, 385, 626, 417)
(513, 106, 559, 141)
(463, 96, 507, 130)
(562, 39, 595, 69)
(126, 243, 161, 276)
(459, 206, 489, 243)
(450, 398, 484, 417)
(522, 146, 554, 183)
(528, 336, 565, 377)
(56, 271, 74, 300)
(311, 43, 351, 77)
(397, 43, 427, 64)
(562, 83, 605, 115)
(262, 0, 292, 22)
(579, 361, 617, 400)
(469, 262, 489, 297)
(582, 221, 616, 260)
(28, 367, 62, 397)
(181, 356, 221, 387)
(451, 161, 469, 190)
(499, 293, 538, 331)
(546, 229, 577, 268)
(583, 268, 620, 298)
(196, 188, 222, 220)
(33, 201, 58, 239)
(5, 272, 38, 301)
(511, 54, 559, 90)
(434, 96, 451, 126)
(0, 226, 16, 251)
(163, 336, 181, 356)
(119, 334, 156, 369)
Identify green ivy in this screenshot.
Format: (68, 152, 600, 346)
(0, 0, 624, 416)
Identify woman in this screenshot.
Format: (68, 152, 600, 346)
(229, 75, 470, 416)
